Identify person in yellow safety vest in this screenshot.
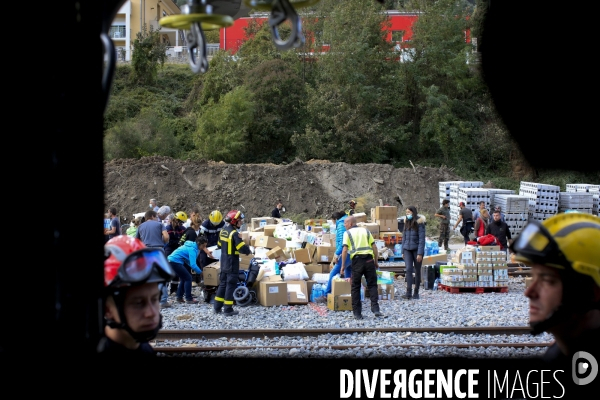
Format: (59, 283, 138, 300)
(340, 215, 382, 320)
(213, 210, 251, 317)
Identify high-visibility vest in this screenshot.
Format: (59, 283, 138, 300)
(344, 226, 374, 258)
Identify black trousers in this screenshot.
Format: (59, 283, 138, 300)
(215, 269, 238, 308)
(350, 254, 378, 313)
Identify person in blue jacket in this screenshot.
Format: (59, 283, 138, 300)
(167, 235, 208, 304)
(325, 211, 352, 295)
(401, 205, 426, 300)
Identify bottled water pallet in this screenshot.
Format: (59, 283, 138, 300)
(438, 284, 508, 294)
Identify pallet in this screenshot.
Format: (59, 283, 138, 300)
(438, 284, 508, 294)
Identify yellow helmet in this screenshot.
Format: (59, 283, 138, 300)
(512, 213, 600, 286)
(175, 211, 188, 223)
(209, 210, 223, 225)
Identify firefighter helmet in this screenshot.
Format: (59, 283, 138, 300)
(225, 210, 244, 226)
(175, 211, 188, 223)
(209, 210, 223, 225)
(104, 236, 175, 289)
(512, 213, 600, 286)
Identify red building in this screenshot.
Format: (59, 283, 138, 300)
(220, 11, 420, 54)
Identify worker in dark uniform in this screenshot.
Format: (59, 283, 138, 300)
(346, 199, 357, 216)
(98, 235, 176, 357)
(199, 210, 224, 269)
(511, 213, 600, 368)
(340, 215, 382, 320)
(213, 210, 251, 316)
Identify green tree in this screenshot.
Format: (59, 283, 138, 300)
(192, 86, 255, 162)
(103, 108, 180, 160)
(243, 59, 307, 163)
(292, 0, 403, 163)
(131, 24, 167, 85)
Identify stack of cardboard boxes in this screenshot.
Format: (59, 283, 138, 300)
(440, 246, 508, 289)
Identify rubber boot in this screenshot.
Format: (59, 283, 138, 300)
(223, 307, 239, 317)
(213, 300, 223, 314)
(413, 279, 420, 299)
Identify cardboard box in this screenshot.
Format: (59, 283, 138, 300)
(422, 254, 448, 265)
(315, 245, 335, 263)
(263, 224, 278, 237)
(286, 280, 309, 304)
(304, 219, 327, 227)
(353, 212, 368, 223)
(251, 217, 276, 231)
(376, 219, 397, 232)
(332, 279, 351, 297)
(292, 248, 312, 264)
(303, 264, 324, 280)
(374, 206, 398, 220)
(266, 246, 285, 261)
(358, 222, 379, 236)
(254, 236, 287, 250)
(259, 280, 288, 306)
(239, 254, 254, 269)
(203, 262, 221, 286)
(327, 293, 353, 311)
(479, 245, 501, 251)
(261, 274, 283, 282)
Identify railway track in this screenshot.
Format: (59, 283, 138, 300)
(153, 326, 551, 354)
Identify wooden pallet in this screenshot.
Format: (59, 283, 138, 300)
(438, 284, 508, 294)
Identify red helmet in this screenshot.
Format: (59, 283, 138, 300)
(104, 236, 175, 289)
(225, 209, 245, 226)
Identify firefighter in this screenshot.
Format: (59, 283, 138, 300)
(511, 213, 600, 365)
(98, 236, 176, 356)
(213, 210, 251, 316)
(346, 199, 357, 216)
(199, 210, 224, 270)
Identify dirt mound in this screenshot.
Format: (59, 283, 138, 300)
(104, 156, 462, 224)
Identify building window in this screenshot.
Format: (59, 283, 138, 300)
(110, 25, 126, 39)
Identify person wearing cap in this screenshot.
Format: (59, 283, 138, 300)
(453, 202, 474, 246)
(214, 210, 252, 316)
(346, 200, 357, 216)
(511, 213, 600, 367)
(98, 236, 176, 356)
(199, 210, 224, 270)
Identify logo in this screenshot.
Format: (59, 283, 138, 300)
(572, 351, 598, 385)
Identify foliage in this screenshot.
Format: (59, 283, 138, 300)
(104, 108, 180, 160)
(243, 59, 307, 163)
(192, 86, 255, 162)
(131, 24, 167, 85)
(291, 0, 403, 163)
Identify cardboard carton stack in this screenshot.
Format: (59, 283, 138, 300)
(445, 246, 507, 288)
(475, 246, 508, 287)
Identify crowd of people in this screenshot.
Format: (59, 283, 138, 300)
(100, 197, 599, 371)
